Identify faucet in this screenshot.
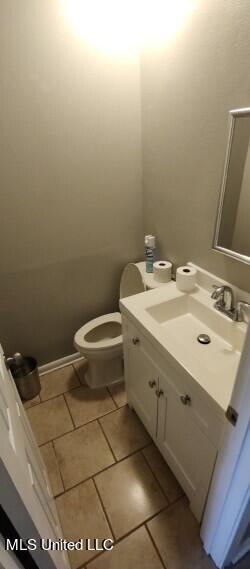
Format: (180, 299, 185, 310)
(234, 300, 250, 322)
(211, 285, 250, 322)
(211, 285, 235, 312)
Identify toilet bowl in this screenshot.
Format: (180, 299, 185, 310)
(74, 262, 165, 388)
(74, 312, 123, 388)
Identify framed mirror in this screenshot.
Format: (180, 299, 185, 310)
(213, 108, 250, 264)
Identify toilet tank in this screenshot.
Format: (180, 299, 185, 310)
(119, 262, 146, 299)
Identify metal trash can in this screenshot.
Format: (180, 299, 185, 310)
(8, 353, 41, 401)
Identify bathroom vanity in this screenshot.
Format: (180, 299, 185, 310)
(120, 269, 247, 522)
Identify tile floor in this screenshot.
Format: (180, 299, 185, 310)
(25, 360, 224, 569)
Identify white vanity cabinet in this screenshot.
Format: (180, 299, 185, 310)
(122, 315, 225, 522)
(123, 325, 159, 439)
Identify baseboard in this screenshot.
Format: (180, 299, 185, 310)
(38, 352, 85, 375)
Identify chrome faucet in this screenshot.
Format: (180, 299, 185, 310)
(211, 285, 235, 312)
(234, 300, 250, 322)
(211, 285, 250, 322)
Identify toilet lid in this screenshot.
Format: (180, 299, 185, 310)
(74, 312, 122, 352)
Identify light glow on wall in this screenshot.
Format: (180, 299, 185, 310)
(60, 0, 195, 56)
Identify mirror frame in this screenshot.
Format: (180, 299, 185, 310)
(213, 107, 250, 265)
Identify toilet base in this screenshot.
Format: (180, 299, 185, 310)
(84, 355, 124, 389)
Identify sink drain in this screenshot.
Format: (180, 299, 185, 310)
(197, 334, 211, 345)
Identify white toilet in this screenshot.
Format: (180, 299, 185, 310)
(74, 262, 163, 388)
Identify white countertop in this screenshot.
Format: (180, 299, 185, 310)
(120, 281, 246, 414)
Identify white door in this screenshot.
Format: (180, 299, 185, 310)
(0, 344, 70, 569)
(201, 324, 250, 567)
(0, 538, 23, 569)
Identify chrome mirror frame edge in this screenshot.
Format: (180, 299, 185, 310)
(212, 107, 250, 265)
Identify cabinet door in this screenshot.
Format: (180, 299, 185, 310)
(157, 373, 217, 521)
(124, 333, 158, 439)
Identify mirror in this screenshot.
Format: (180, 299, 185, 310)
(213, 108, 250, 264)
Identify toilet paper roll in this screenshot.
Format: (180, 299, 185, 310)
(176, 266, 197, 292)
(153, 261, 172, 283)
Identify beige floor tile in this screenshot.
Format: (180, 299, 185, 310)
(65, 385, 115, 427)
(56, 479, 113, 569)
(86, 526, 163, 569)
(26, 396, 73, 445)
(40, 442, 64, 497)
(95, 453, 167, 539)
(54, 421, 115, 489)
(108, 382, 127, 408)
(40, 365, 79, 401)
(99, 406, 151, 460)
(23, 394, 41, 409)
(73, 358, 88, 384)
(143, 444, 183, 503)
(147, 498, 215, 569)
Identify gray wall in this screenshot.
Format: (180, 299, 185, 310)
(2, 0, 250, 365)
(141, 0, 250, 291)
(0, 1, 143, 363)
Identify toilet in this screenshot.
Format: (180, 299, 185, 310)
(74, 262, 164, 388)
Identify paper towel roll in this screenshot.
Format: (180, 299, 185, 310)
(176, 266, 197, 292)
(153, 261, 172, 283)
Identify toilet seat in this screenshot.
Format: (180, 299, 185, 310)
(74, 312, 122, 355)
(73, 262, 156, 388)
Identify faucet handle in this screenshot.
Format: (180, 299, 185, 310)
(211, 284, 225, 306)
(235, 300, 250, 323)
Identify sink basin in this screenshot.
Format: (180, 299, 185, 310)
(120, 281, 247, 412)
(146, 294, 243, 352)
(146, 294, 243, 389)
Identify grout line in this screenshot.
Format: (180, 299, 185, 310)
(92, 477, 115, 541)
(71, 365, 82, 387)
(139, 450, 170, 506)
(73, 363, 88, 386)
(107, 386, 119, 409)
(63, 392, 77, 429)
(48, 444, 154, 500)
(141, 448, 174, 505)
(25, 380, 127, 445)
(145, 523, 167, 569)
(36, 384, 82, 405)
(34, 402, 128, 447)
(52, 438, 65, 493)
(30, 363, 186, 563)
(97, 418, 117, 464)
(37, 411, 183, 508)
(107, 504, 170, 552)
(30, 385, 182, 507)
(141, 446, 185, 506)
(24, 389, 75, 408)
(79, 503, 171, 569)
(168, 494, 186, 508)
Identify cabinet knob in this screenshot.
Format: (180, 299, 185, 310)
(148, 379, 156, 389)
(180, 394, 191, 405)
(156, 389, 164, 398)
(132, 336, 140, 345)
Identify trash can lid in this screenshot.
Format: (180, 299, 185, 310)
(10, 356, 37, 379)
